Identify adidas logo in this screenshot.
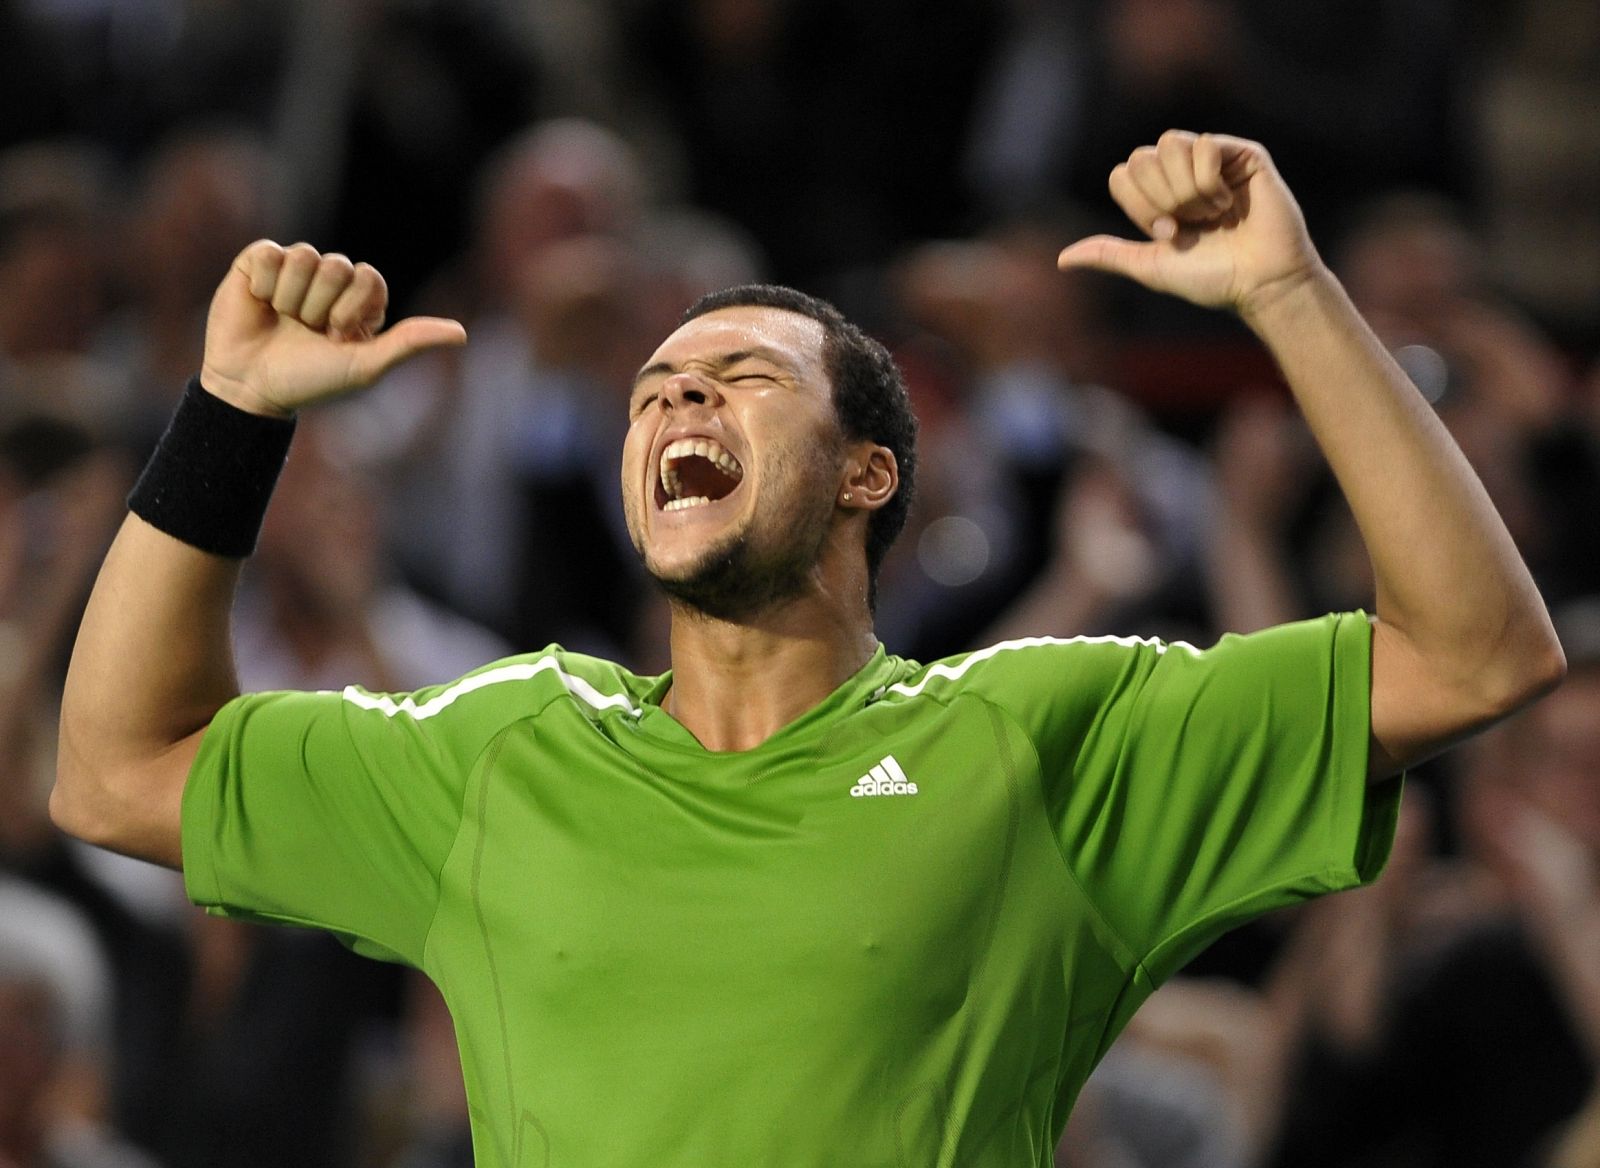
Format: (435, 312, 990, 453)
(850, 754, 918, 797)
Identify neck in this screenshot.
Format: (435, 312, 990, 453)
(663, 582, 878, 753)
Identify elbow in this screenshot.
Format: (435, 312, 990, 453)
(52, 715, 111, 845)
(50, 761, 183, 870)
(50, 731, 192, 869)
(1536, 632, 1568, 692)
(1483, 626, 1567, 719)
(51, 743, 140, 851)
(1374, 617, 1566, 773)
(1527, 634, 1568, 700)
(49, 762, 112, 847)
(48, 780, 82, 837)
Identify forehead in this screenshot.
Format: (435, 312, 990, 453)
(645, 305, 827, 378)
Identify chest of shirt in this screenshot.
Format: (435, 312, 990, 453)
(430, 694, 1073, 1009)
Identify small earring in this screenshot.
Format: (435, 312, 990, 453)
(842, 491, 854, 502)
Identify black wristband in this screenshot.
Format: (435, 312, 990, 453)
(127, 378, 297, 557)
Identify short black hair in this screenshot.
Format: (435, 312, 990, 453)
(681, 284, 917, 608)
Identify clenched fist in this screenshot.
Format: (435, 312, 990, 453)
(1057, 131, 1324, 319)
(199, 240, 467, 417)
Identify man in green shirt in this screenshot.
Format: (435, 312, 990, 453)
(54, 132, 1564, 1165)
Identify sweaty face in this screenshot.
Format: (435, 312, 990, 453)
(621, 306, 845, 618)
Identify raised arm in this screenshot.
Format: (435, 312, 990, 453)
(1058, 131, 1565, 777)
(51, 241, 465, 867)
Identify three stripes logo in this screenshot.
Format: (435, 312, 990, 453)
(850, 754, 918, 798)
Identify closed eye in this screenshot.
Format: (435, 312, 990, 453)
(631, 393, 658, 417)
(724, 361, 787, 384)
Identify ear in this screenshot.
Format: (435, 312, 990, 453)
(838, 444, 898, 511)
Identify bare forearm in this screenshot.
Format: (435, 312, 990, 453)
(1244, 269, 1562, 759)
(54, 514, 241, 860)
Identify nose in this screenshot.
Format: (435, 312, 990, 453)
(660, 370, 722, 410)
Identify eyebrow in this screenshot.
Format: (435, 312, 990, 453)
(631, 347, 793, 389)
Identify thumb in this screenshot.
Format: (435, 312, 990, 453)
(348, 316, 467, 384)
(1056, 235, 1162, 281)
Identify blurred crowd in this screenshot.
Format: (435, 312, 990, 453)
(2, 0, 1599, 1166)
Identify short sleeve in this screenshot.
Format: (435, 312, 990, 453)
(991, 613, 1399, 985)
(181, 684, 480, 967)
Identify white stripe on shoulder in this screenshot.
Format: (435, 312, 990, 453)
(875, 633, 1197, 701)
(341, 656, 642, 721)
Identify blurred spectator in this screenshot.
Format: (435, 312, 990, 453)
(0, 1, 75, 148)
(237, 419, 510, 693)
(1336, 192, 1581, 596)
(1338, 193, 1567, 433)
(969, 0, 1240, 229)
(132, 912, 398, 1168)
(1230, 0, 1470, 231)
(453, 118, 645, 322)
(385, 976, 472, 1168)
(0, 142, 120, 432)
(94, 128, 274, 451)
(7, 0, 287, 157)
(1203, 192, 1582, 626)
(0, 417, 189, 1165)
(0, 877, 160, 1168)
(1476, 0, 1600, 349)
(879, 234, 1064, 655)
(632, 209, 768, 351)
(0, 417, 126, 862)
(970, 0, 1468, 245)
(1057, 977, 1274, 1167)
(883, 227, 1213, 658)
(497, 234, 655, 658)
(338, 119, 647, 645)
(1200, 395, 1582, 1166)
(1521, 353, 1600, 611)
(626, 0, 1001, 290)
(1203, 392, 1319, 634)
(1266, 602, 1600, 1168)
(1546, 1087, 1600, 1168)
(305, 0, 541, 308)
(7, 1, 539, 304)
(1203, 386, 1385, 634)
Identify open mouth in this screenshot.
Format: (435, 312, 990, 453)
(657, 436, 745, 513)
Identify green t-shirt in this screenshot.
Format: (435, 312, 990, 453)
(183, 612, 1398, 1167)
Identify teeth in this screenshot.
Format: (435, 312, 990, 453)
(663, 496, 712, 512)
(658, 435, 744, 501)
(661, 436, 744, 476)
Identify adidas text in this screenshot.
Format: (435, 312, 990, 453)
(850, 755, 918, 797)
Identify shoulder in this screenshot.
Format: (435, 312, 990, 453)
(874, 633, 1180, 709)
(870, 633, 1184, 697)
(871, 614, 1363, 717)
(336, 644, 655, 736)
